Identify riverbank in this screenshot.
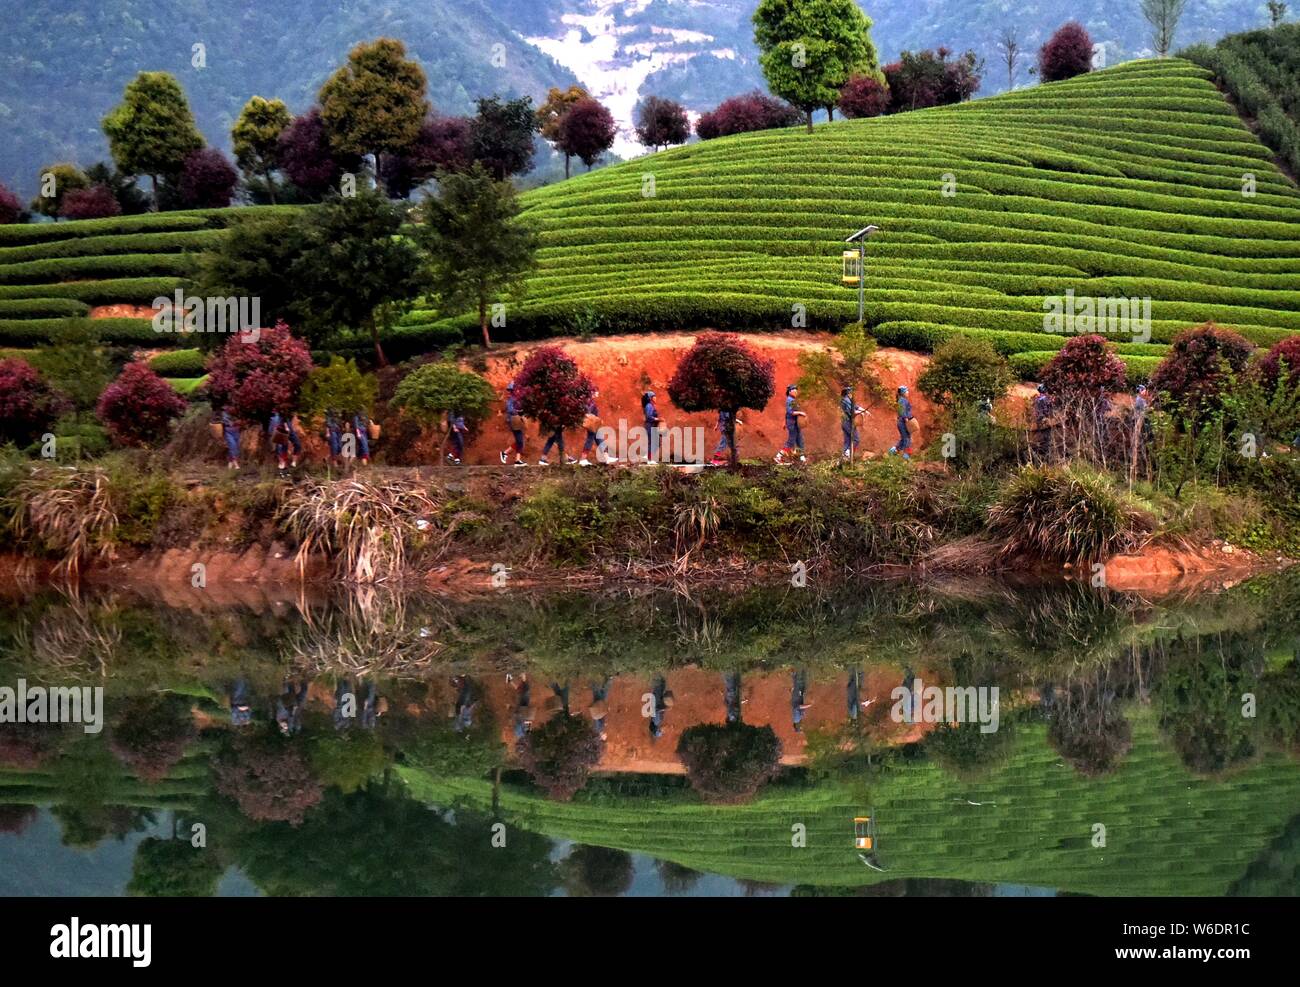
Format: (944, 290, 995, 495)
(0, 454, 1293, 597)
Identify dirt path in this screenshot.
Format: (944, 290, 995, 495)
(451, 333, 1036, 465)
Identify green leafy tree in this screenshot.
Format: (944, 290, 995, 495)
(30, 162, 88, 218)
(195, 211, 308, 349)
(299, 357, 378, 417)
(753, 0, 882, 132)
(470, 95, 540, 180)
(797, 321, 886, 409)
(102, 72, 204, 209)
(232, 96, 292, 204)
(391, 361, 495, 426)
(292, 188, 430, 364)
(917, 335, 1014, 409)
(128, 836, 223, 897)
(319, 38, 430, 168)
(536, 85, 589, 178)
(417, 163, 538, 348)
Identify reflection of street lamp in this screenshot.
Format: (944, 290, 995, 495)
(843, 225, 881, 326)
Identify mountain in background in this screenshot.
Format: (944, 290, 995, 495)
(0, 0, 577, 198)
(0, 0, 1282, 197)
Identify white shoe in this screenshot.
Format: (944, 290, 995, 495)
(513, 459, 528, 468)
(579, 458, 591, 466)
(538, 458, 549, 466)
(564, 456, 578, 465)
(499, 450, 508, 464)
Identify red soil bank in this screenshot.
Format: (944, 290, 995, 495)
(456, 332, 1035, 465)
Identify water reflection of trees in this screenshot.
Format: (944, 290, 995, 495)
(1, 574, 1298, 857)
(1043, 664, 1134, 777)
(561, 845, 635, 897)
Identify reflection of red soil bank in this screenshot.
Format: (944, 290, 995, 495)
(480, 664, 940, 773)
(1103, 541, 1287, 595)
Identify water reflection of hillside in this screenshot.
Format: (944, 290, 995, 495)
(1, 574, 1298, 896)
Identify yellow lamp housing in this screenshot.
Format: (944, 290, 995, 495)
(842, 250, 862, 287)
(854, 815, 874, 849)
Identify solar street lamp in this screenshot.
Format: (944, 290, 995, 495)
(843, 224, 881, 325)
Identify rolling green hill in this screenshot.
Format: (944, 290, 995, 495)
(443, 57, 1299, 375)
(2, 57, 1299, 386)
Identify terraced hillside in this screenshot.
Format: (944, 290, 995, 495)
(402, 708, 1300, 896)
(3, 58, 1298, 388)
(432, 57, 1297, 378)
(0, 209, 263, 394)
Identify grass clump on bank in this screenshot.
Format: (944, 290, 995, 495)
(987, 465, 1157, 565)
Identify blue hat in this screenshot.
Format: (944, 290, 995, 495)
(1037, 383, 1046, 393)
(898, 385, 908, 395)
(645, 390, 656, 398)
(786, 384, 798, 393)
(1137, 384, 1148, 393)
(506, 382, 515, 391)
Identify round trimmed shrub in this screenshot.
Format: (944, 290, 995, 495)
(1039, 22, 1094, 83)
(0, 182, 24, 224)
(1148, 322, 1253, 418)
(838, 74, 890, 119)
(177, 148, 239, 209)
(1253, 336, 1300, 395)
(516, 713, 602, 801)
(0, 357, 68, 446)
(511, 345, 595, 431)
(205, 321, 313, 424)
(676, 722, 782, 804)
(96, 361, 189, 447)
(917, 335, 1013, 408)
(1039, 334, 1127, 398)
(389, 360, 493, 426)
(60, 185, 122, 220)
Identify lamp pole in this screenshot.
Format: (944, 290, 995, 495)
(858, 240, 865, 325)
(845, 225, 880, 326)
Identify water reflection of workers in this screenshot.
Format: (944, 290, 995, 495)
(791, 669, 813, 732)
(550, 680, 571, 717)
(847, 668, 862, 721)
(588, 678, 611, 742)
(276, 679, 309, 736)
(510, 673, 534, 739)
(229, 678, 253, 727)
(724, 671, 744, 724)
(360, 681, 385, 730)
(452, 675, 478, 733)
(648, 675, 673, 741)
(900, 667, 918, 725)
